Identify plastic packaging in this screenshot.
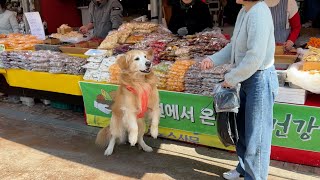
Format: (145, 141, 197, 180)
(49, 67, 64, 74)
(109, 64, 121, 84)
(82, 62, 100, 70)
(83, 70, 100, 81)
(0, 50, 86, 75)
(31, 68, 49, 72)
(167, 60, 195, 92)
(20, 97, 35, 107)
(302, 46, 320, 62)
(49, 61, 65, 67)
(99, 56, 117, 72)
(87, 56, 104, 63)
(286, 62, 320, 94)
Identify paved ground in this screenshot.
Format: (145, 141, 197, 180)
(0, 101, 319, 180)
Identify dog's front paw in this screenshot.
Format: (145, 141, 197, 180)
(150, 125, 158, 139)
(104, 148, 113, 156)
(142, 145, 153, 152)
(129, 134, 138, 146)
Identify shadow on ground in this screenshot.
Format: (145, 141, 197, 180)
(0, 117, 230, 180)
(0, 102, 318, 180)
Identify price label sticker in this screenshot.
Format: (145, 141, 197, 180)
(0, 44, 5, 52)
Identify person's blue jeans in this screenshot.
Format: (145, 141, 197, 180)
(235, 66, 279, 180)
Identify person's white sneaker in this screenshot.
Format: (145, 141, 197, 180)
(223, 169, 241, 180)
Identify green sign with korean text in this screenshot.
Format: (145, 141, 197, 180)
(273, 104, 320, 152)
(79, 82, 320, 153)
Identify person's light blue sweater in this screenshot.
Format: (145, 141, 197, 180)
(209, 2, 275, 87)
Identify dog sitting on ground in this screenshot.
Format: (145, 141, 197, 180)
(95, 50, 160, 156)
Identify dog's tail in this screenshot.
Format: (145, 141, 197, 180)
(95, 126, 111, 147)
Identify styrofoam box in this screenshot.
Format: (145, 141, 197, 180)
(275, 86, 306, 105)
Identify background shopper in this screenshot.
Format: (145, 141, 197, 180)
(0, 0, 19, 34)
(168, 0, 213, 36)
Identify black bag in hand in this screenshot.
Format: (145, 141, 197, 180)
(212, 83, 240, 147)
(216, 112, 239, 147)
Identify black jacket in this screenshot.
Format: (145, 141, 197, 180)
(168, 0, 213, 35)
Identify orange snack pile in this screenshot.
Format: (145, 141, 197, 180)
(0, 34, 43, 50)
(109, 63, 121, 84)
(166, 60, 195, 92)
(307, 37, 320, 48)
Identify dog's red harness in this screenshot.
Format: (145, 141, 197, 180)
(126, 85, 150, 118)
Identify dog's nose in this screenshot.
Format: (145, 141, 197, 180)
(145, 61, 151, 67)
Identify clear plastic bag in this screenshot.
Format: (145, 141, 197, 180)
(49, 61, 65, 67)
(29, 56, 50, 63)
(30, 63, 50, 69)
(87, 56, 104, 63)
(82, 62, 100, 70)
(202, 78, 223, 84)
(213, 83, 240, 113)
(49, 67, 64, 74)
(31, 68, 49, 72)
(302, 46, 320, 62)
(286, 62, 320, 93)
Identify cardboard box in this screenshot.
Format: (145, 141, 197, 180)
(274, 46, 298, 67)
(88, 41, 100, 48)
(59, 46, 90, 54)
(75, 42, 89, 48)
(44, 38, 61, 45)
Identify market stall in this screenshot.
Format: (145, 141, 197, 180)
(0, 21, 319, 167)
(76, 22, 319, 167)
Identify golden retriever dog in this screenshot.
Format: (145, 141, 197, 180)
(95, 50, 160, 156)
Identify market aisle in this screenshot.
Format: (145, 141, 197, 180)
(0, 102, 319, 180)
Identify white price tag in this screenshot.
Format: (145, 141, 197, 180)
(0, 44, 5, 52)
(24, 12, 46, 40)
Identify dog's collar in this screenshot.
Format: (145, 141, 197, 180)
(126, 85, 150, 118)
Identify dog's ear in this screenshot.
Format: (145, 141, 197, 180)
(116, 55, 128, 70)
(146, 49, 154, 60)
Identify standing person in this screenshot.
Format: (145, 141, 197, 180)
(265, 0, 301, 51)
(168, 0, 213, 36)
(79, 0, 123, 39)
(201, 0, 278, 179)
(0, 0, 19, 34)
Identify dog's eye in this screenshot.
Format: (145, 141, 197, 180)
(134, 57, 139, 61)
(144, 56, 147, 58)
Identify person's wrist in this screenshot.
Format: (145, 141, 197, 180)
(207, 57, 214, 66)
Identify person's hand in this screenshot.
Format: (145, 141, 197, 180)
(79, 25, 89, 34)
(177, 27, 188, 36)
(221, 81, 232, 88)
(200, 57, 214, 70)
(284, 40, 294, 51)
